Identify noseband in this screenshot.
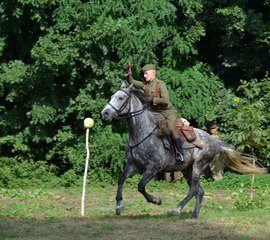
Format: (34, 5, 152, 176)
(108, 89, 146, 119)
(107, 89, 157, 156)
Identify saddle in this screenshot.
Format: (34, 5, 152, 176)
(156, 117, 203, 149)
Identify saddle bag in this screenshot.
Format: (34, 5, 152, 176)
(175, 119, 196, 143)
(179, 125, 196, 142)
(156, 117, 203, 149)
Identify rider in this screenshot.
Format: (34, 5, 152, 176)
(124, 63, 184, 162)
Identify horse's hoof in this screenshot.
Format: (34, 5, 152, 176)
(152, 196, 162, 205)
(169, 209, 180, 216)
(156, 197, 162, 205)
(116, 206, 124, 215)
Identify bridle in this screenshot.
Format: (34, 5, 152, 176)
(108, 88, 157, 152)
(108, 89, 147, 119)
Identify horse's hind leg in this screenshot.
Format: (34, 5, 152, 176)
(116, 162, 138, 215)
(138, 168, 162, 205)
(192, 182, 204, 218)
(170, 166, 204, 219)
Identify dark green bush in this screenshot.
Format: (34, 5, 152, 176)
(0, 157, 58, 188)
(0, 0, 269, 185)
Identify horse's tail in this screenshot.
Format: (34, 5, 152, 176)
(217, 140, 268, 175)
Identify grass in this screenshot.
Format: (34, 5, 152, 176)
(0, 173, 270, 240)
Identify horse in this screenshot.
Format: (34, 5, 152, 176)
(101, 84, 267, 219)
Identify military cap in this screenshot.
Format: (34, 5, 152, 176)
(142, 64, 156, 72)
(209, 124, 217, 129)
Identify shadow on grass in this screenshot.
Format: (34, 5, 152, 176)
(98, 211, 192, 221)
(1, 211, 269, 240)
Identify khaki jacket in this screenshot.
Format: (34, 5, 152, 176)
(128, 75, 176, 118)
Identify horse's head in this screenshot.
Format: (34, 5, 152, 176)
(101, 84, 134, 122)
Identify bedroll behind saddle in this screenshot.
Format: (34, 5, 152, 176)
(157, 118, 203, 149)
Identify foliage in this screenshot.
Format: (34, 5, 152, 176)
(216, 75, 270, 165)
(58, 169, 80, 187)
(82, 125, 128, 184)
(233, 183, 268, 211)
(200, 0, 270, 83)
(159, 63, 227, 125)
(0, 0, 269, 185)
(0, 157, 58, 188)
(203, 172, 270, 211)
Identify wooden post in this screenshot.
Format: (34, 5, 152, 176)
(81, 127, 90, 216)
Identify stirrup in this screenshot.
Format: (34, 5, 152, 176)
(175, 153, 184, 162)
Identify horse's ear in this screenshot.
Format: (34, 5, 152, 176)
(120, 81, 128, 88)
(127, 83, 134, 90)
(121, 82, 134, 90)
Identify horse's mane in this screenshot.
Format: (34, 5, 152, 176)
(130, 88, 148, 105)
(129, 88, 163, 123)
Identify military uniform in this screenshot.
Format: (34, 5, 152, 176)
(124, 63, 185, 163)
(128, 75, 179, 139)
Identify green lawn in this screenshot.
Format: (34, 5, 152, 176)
(1, 174, 270, 239)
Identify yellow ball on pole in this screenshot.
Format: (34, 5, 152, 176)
(84, 118, 94, 129)
(81, 117, 94, 216)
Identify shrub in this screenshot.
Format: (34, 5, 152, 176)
(233, 183, 267, 211)
(0, 157, 58, 188)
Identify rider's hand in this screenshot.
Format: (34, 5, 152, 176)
(123, 62, 132, 77)
(145, 96, 153, 104)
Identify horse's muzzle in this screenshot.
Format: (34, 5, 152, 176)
(101, 107, 113, 122)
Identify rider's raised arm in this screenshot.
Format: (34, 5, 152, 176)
(127, 75, 145, 89)
(124, 62, 145, 89)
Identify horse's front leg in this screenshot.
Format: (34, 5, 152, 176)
(116, 162, 138, 215)
(138, 168, 162, 205)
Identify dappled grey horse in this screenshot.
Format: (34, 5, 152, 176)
(101, 84, 267, 219)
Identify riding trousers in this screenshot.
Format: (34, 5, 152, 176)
(163, 112, 178, 139)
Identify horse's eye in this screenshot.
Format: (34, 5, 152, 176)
(119, 97, 123, 101)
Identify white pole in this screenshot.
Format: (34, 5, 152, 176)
(81, 118, 94, 217)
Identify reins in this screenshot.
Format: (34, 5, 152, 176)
(108, 89, 147, 119)
(109, 89, 157, 152)
(128, 125, 157, 149)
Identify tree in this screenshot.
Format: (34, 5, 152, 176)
(218, 75, 270, 165)
(0, 0, 269, 185)
(199, 0, 270, 85)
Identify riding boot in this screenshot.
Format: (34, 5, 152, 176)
(173, 138, 185, 162)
